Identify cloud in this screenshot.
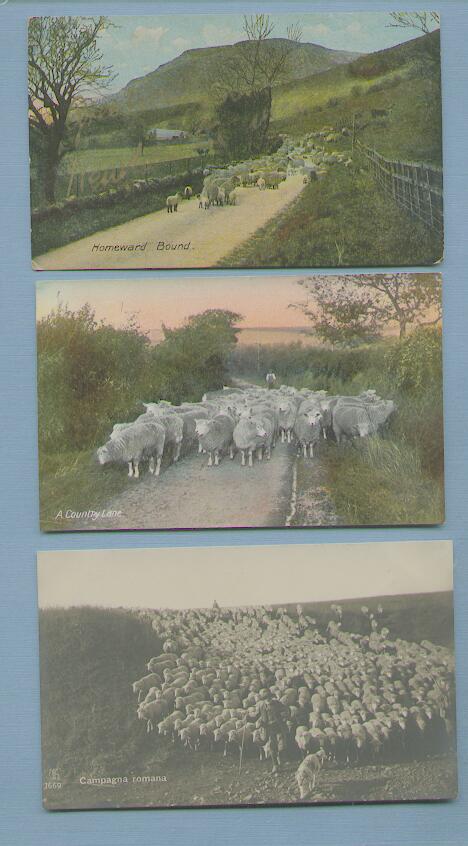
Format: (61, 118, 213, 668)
(132, 26, 169, 45)
(201, 23, 238, 46)
(172, 36, 191, 52)
(304, 23, 330, 38)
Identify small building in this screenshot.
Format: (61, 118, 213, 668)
(147, 127, 187, 141)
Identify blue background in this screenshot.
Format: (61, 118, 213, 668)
(0, 1, 467, 843)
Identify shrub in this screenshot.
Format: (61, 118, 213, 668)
(385, 326, 442, 396)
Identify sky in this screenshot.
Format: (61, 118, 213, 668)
(95, 12, 439, 92)
(37, 541, 453, 610)
(36, 276, 316, 340)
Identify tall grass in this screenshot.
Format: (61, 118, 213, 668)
(220, 167, 442, 269)
(232, 328, 444, 526)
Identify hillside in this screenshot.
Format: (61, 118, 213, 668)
(112, 38, 361, 112)
(271, 30, 442, 164)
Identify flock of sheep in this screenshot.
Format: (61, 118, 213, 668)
(163, 124, 353, 213)
(132, 602, 455, 799)
(96, 384, 396, 480)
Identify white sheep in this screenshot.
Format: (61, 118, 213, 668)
(166, 193, 181, 213)
(97, 420, 165, 479)
(184, 186, 193, 200)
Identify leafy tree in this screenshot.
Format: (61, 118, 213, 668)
(154, 309, 242, 402)
(37, 305, 243, 452)
(214, 88, 273, 160)
(293, 274, 442, 346)
(214, 15, 301, 157)
(28, 16, 115, 203)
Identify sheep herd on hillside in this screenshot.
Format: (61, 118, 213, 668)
(96, 384, 396, 480)
(131, 602, 455, 800)
(162, 126, 353, 213)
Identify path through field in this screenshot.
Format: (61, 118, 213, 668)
(33, 174, 306, 270)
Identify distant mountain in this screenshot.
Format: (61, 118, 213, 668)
(112, 38, 361, 112)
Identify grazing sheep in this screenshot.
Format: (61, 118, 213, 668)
(97, 420, 165, 479)
(332, 400, 395, 443)
(257, 177, 266, 190)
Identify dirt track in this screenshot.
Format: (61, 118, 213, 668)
(44, 751, 457, 810)
(72, 440, 298, 531)
(33, 174, 306, 270)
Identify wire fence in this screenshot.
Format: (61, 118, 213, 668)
(356, 141, 443, 236)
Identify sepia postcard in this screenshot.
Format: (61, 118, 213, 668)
(29, 12, 443, 270)
(36, 273, 444, 532)
(37, 541, 457, 810)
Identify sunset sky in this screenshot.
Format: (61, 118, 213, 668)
(36, 276, 313, 341)
(94, 13, 438, 92)
(36, 275, 440, 344)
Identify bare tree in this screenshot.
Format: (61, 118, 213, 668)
(28, 16, 115, 203)
(387, 12, 440, 35)
(216, 14, 302, 97)
(292, 274, 442, 346)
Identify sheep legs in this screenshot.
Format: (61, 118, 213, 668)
(248, 449, 253, 467)
(128, 462, 134, 477)
(309, 443, 314, 458)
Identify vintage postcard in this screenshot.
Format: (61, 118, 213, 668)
(29, 12, 443, 270)
(37, 541, 457, 810)
(36, 273, 444, 531)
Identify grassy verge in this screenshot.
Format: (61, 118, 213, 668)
(324, 437, 444, 526)
(231, 335, 444, 527)
(32, 173, 203, 256)
(219, 165, 442, 268)
(39, 450, 131, 531)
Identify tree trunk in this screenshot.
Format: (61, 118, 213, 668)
(43, 137, 61, 204)
(399, 319, 407, 338)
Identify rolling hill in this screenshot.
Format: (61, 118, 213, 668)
(112, 38, 361, 112)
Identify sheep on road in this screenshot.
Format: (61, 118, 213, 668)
(195, 413, 235, 466)
(97, 420, 166, 479)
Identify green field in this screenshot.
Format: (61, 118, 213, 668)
(59, 140, 210, 175)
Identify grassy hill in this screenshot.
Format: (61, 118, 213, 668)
(271, 29, 442, 164)
(112, 38, 360, 113)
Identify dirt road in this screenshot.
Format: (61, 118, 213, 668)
(72, 441, 298, 531)
(33, 174, 306, 270)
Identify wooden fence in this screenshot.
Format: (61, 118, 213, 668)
(31, 153, 216, 208)
(356, 141, 443, 235)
